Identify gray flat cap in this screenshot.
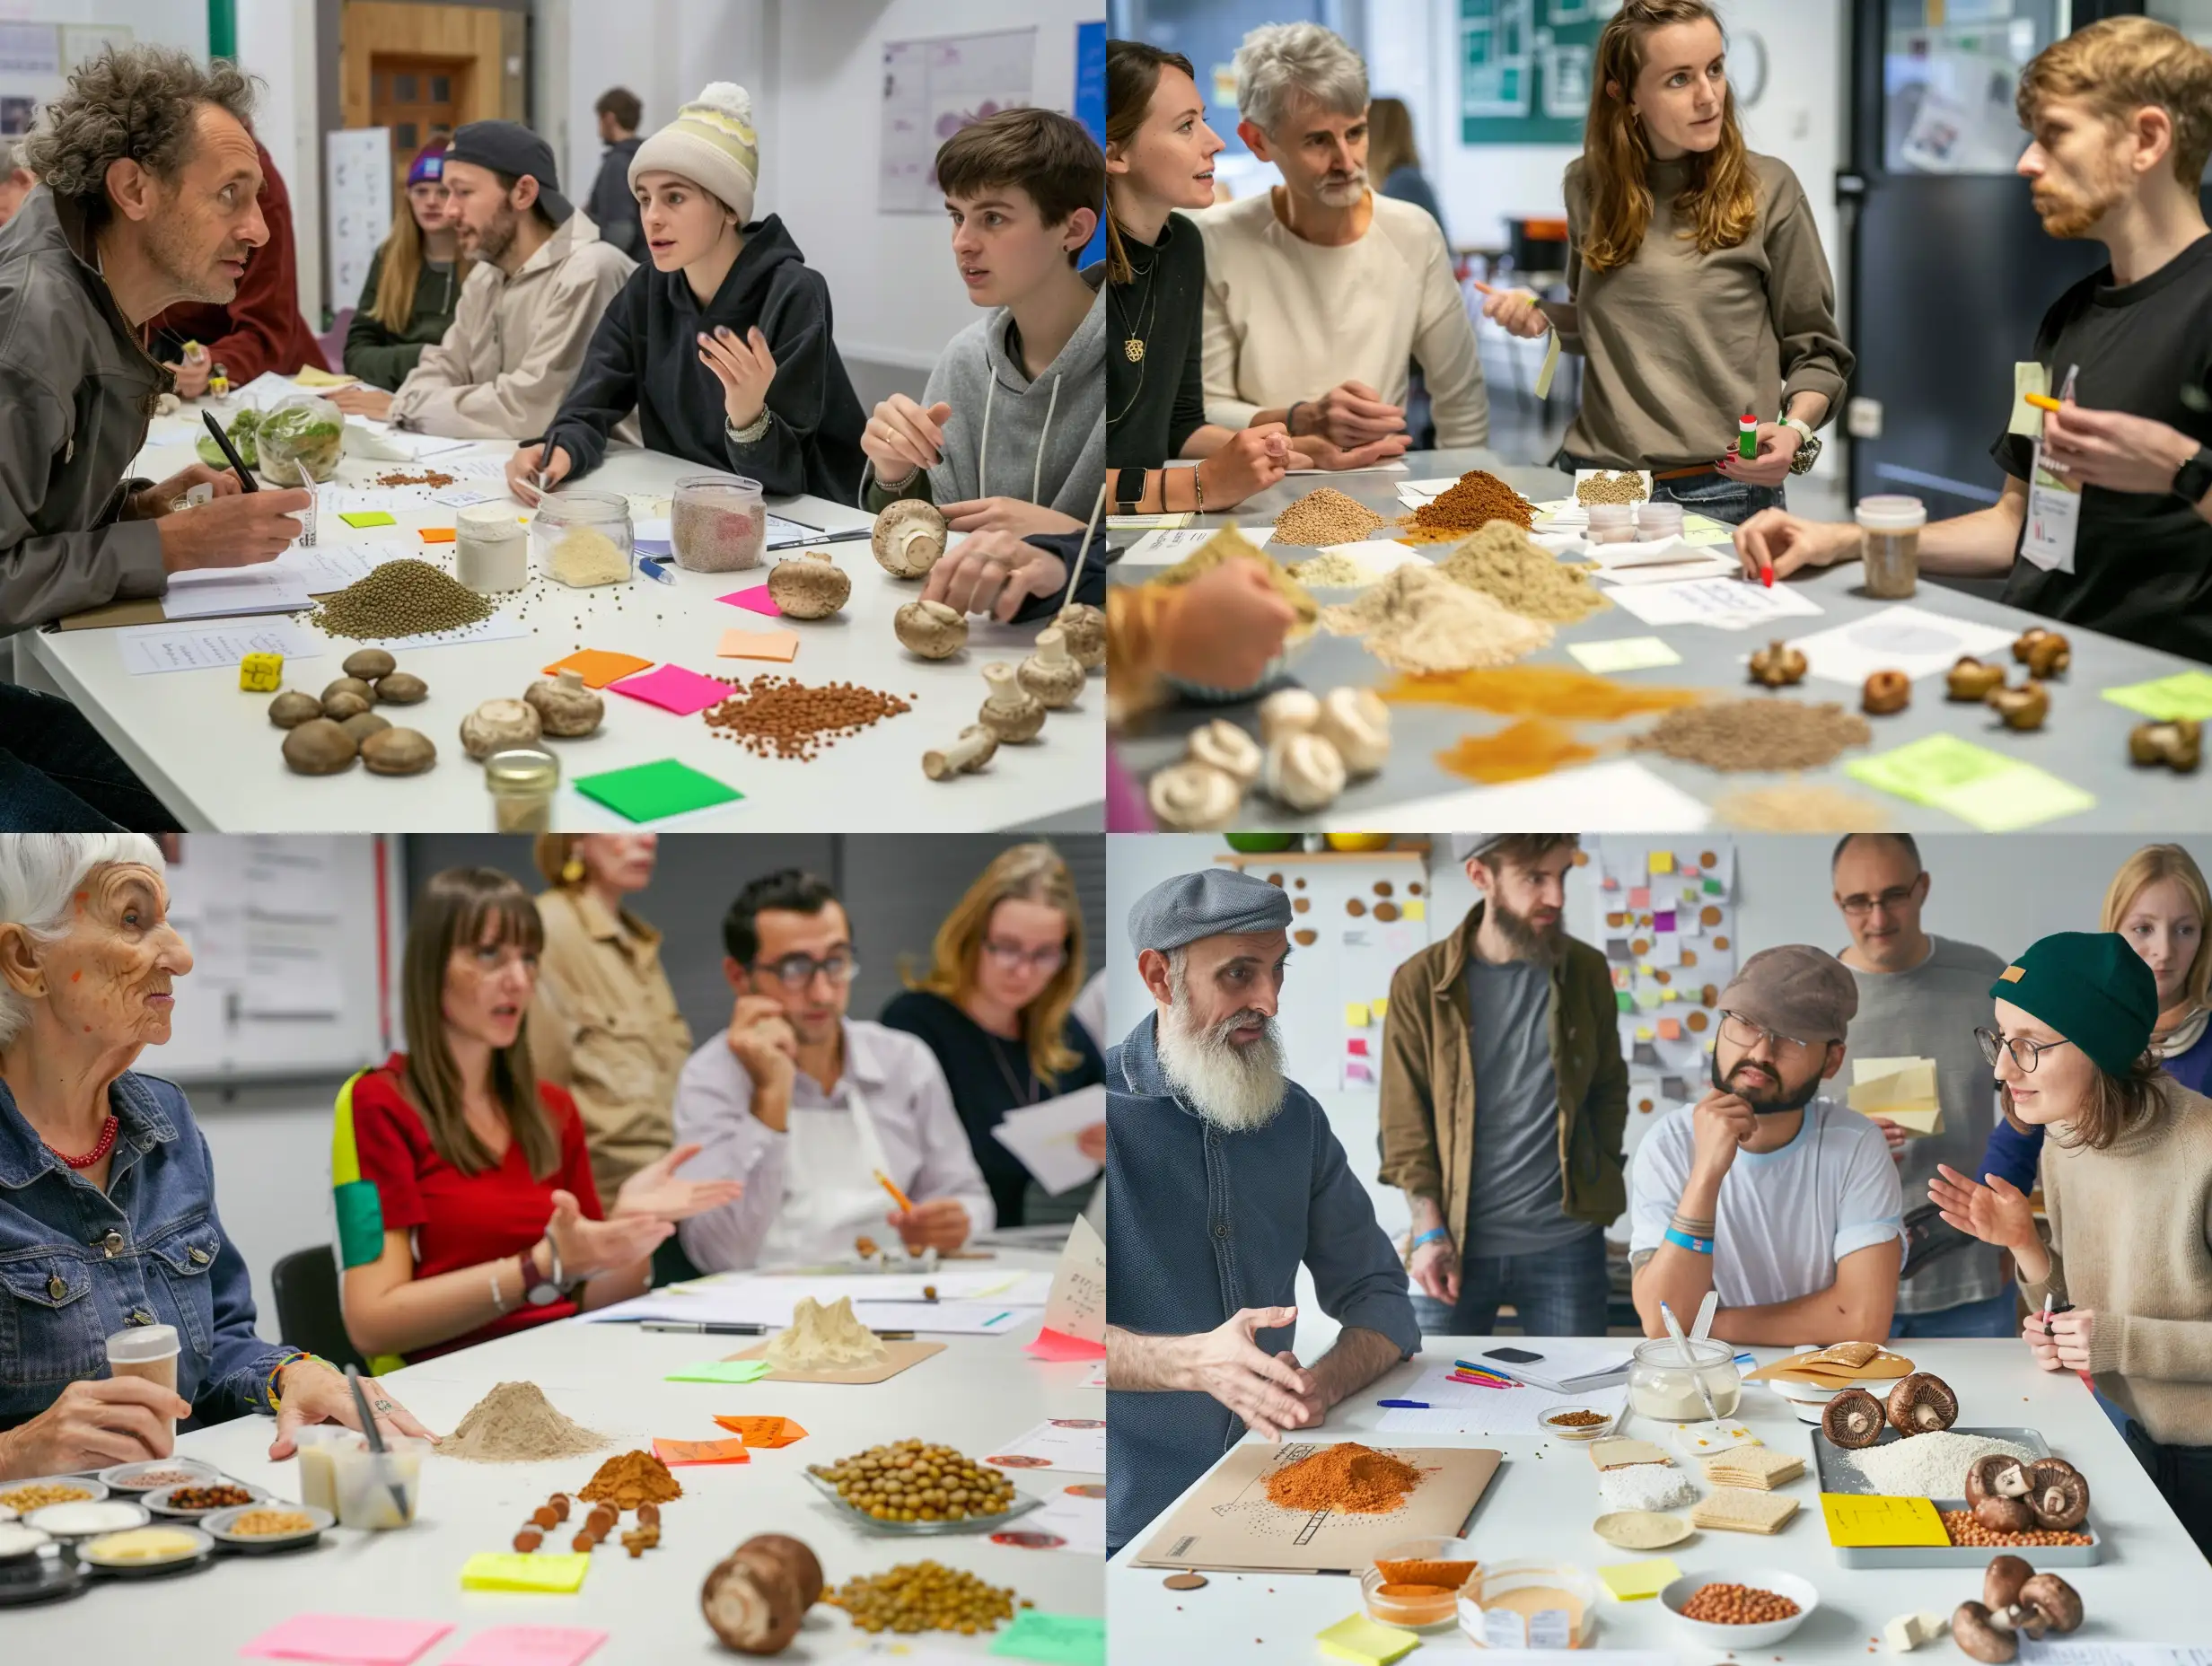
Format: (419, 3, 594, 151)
(1718, 944, 1858, 1046)
(1128, 867, 1293, 953)
(1451, 834, 1511, 864)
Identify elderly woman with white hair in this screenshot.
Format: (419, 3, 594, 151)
(0, 836, 433, 1480)
(1191, 21, 1488, 455)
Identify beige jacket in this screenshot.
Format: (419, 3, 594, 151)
(528, 886, 694, 1205)
(389, 210, 640, 442)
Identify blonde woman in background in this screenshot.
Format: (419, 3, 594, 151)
(881, 845, 1105, 1229)
(335, 141, 472, 399)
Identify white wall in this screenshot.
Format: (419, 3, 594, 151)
(232, 0, 322, 327)
(189, 1082, 347, 1343)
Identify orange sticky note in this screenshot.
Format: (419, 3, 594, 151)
(1657, 1019, 1681, 1041)
(545, 648, 655, 688)
(717, 627, 800, 663)
(418, 526, 456, 544)
(653, 1437, 750, 1466)
(712, 1416, 808, 1449)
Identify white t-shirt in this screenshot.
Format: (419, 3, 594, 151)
(1628, 1097, 1906, 1308)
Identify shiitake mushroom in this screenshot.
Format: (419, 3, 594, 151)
(1886, 1371, 1960, 1436)
(1946, 656, 2006, 701)
(361, 727, 436, 776)
(282, 717, 357, 775)
(268, 689, 322, 729)
(1821, 1387, 1885, 1449)
(374, 671, 429, 706)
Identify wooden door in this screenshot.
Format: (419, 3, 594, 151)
(368, 54, 466, 184)
(341, 3, 527, 190)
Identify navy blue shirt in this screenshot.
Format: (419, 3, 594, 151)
(1105, 1013, 1420, 1552)
(1975, 1022, 2212, 1193)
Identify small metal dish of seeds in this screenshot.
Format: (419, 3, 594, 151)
(804, 1439, 1041, 1537)
(203, 1503, 333, 1552)
(144, 1480, 264, 1519)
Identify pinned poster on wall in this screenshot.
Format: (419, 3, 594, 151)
(325, 128, 392, 317)
(879, 27, 1038, 215)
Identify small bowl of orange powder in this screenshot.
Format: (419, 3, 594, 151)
(1361, 1536, 1478, 1630)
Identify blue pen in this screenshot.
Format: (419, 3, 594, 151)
(1378, 1399, 1431, 1409)
(637, 556, 675, 585)
(1452, 1360, 1517, 1381)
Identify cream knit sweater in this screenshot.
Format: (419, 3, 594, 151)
(2018, 1080, 2212, 1448)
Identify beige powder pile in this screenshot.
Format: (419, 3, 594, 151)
(1716, 782, 1892, 830)
(1632, 701, 1872, 772)
(767, 1296, 886, 1371)
(549, 526, 632, 587)
(1273, 487, 1386, 547)
(441, 1381, 610, 1464)
(1322, 563, 1552, 675)
(1435, 521, 1609, 624)
(1289, 550, 1373, 587)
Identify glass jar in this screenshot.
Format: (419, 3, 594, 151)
(1856, 494, 1927, 599)
(1635, 501, 1684, 542)
(1363, 1536, 1477, 1631)
(671, 472, 767, 573)
(1457, 1561, 1598, 1650)
(485, 747, 559, 832)
(256, 393, 345, 484)
(1628, 1336, 1742, 1421)
(329, 1436, 430, 1530)
(532, 489, 633, 587)
(1586, 503, 1637, 545)
(455, 503, 529, 595)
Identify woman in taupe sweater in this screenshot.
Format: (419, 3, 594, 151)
(1483, 0, 1851, 525)
(1931, 931, 2212, 1556)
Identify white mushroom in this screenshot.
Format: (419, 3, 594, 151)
(460, 697, 542, 761)
(895, 599, 968, 660)
(1016, 627, 1084, 710)
(1317, 687, 1391, 776)
(525, 668, 604, 738)
(1055, 602, 1106, 671)
(923, 724, 999, 781)
(1266, 731, 1347, 812)
(1258, 687, 1322, 746)
(1186, 720, 1262, 790)
(766, 549, 851, 618)
(979, 662, 1046, 743)
(1147, 760, 1243, 831)
(872, 499, 949, 578)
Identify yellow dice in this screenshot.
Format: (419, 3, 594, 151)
(239, 652, 283, 691)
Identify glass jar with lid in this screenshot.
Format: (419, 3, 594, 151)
(532, 489, 633, 587)
(1627, 1336, 1742, 1421)
(455, 503, 529, 594)
(256, 393, 345, 484)
(671, 473, 767, 572)
(485, 747, 559, 832)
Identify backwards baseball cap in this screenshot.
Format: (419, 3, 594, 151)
(444, 120, 572, 224)
(1717, 944, 1857, 1048)
(1991, 932, 2158, 1078)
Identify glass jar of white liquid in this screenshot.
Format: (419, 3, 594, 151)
(1627, 1336, 1742, 1419)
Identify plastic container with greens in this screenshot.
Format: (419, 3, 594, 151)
(193, 408, 261, 472)
(254, 395, 344, 484)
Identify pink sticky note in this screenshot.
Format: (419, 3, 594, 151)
(443, 1630, 609, 1666)
(1657, 1019, 1682, 1041)
(1347, 1038, 1370, 1057)
(717, 585, 781, 617)
(609, 663, 733, 716)
(1025, 1326, 1106, 1362)
(1628, 887, 1652, 908)
(242, 1616, 454, 1666)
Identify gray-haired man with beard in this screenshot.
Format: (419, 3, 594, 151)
(1104, 867, 1419, 1557)
(1380, 834, 1628, 1337)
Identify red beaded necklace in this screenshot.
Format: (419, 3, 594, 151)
(48, 1115, 119, 1170)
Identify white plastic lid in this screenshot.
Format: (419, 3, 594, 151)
(1587, 503, 1635, 523)
(105, 1324, 180, 1363)
(1855, 495, 1927, 530)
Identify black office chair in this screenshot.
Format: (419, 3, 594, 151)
(271, 1244, 368, 1375)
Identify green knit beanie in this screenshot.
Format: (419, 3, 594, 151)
(1990, 932, 2157, 1077)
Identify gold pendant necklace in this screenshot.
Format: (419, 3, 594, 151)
(1122, 337, 1146, 363)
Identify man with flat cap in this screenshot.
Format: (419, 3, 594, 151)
(338, 120, 636, 439)
(1105, 867, 1421, 1556)
(1628, 944, 1906, 1345)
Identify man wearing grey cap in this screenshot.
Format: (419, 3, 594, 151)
(1628, 944, 1906, 1345)
(1105, 867, 1420, 1556)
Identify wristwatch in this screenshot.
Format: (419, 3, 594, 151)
(2172, 444, 2212, 506)
(521, 1234, 564, 1307)
(1783, 416, 1822, 476)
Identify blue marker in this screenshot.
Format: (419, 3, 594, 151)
(1378, 1399, 1431, 1409)
(637, 556, 676, 585)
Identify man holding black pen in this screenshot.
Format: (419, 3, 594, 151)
(0, 47, 310, 830)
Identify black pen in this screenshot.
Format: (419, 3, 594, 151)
(201, 410, 258, 493)
(782, 527, 873, 548)
(638, 1320, 766, 1336)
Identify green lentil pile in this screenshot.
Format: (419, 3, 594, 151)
(809, 1440, 1017, 1524)
(309, 557, 496, 641)
(823, 1560, 1028, 1635)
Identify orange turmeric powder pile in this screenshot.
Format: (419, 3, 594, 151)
(577, 1449, 682, 1511)
(1264, 1443, 1423, 1514)
(1437, 719, 1601, 785)
(1381, 664, 1706, 721)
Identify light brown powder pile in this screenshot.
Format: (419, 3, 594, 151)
(1631, 700, 1872, 772)
(1322, 562, 1551, 675)
(1434, 522, 1609, 624)
(578, 1449, 684, 1510)
(441, 1381, 610, 1464)
(1716, 782, 1893, 830)
(1153, 524, 1319, 636)
(1264, 1442, 1422, 1514)
(1272, 487, 1386, 547)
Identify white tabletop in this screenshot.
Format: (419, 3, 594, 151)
(1107, 1338, 2207, 1662)
(22, 418, 1102, 832)
(7, 1251, 1102, 1663)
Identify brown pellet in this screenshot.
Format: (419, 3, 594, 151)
(701, 673, 912, 761)
(549, 1494, 571, 1521)
(1940, 1510, 2093, 1548)
(572, 1530, 597, 1553)
(374, 469, 456, 488)
(514, 1528, 542, 1552)
(1681, 1583, 1800, 1625)
(1631, 700, 1872, 772)
(636, 1503, 659, 1526)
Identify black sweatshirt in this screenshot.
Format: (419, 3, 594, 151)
(1105, 212, 1208, 472)
(543, 215, 867, 502)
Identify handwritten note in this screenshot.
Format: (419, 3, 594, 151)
(1820, 1491, 1949, 1548)
(118, 618, 322, 675)
(1032, 1214, 1103, 1347)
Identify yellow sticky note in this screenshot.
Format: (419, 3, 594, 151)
(1597, 1557, 1682, 1601)
(1534, 328, 1563, 401)
(1648, 851, 1674, 874)
(1371, 996, 1389, 1018)
(1316, 1614, 1420, 1666)
(460, 1552, 591, 1593)
(1403, 900, 1426, 922)
(1820, 1492, 1949, 1548)
(2008, 361, 2051, 436)
(1345, 1003, 1370, 1028)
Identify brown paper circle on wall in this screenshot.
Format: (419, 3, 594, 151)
(1607, 912, 1627, 929)
(1687, 1011, 1708, 1032)
(1347, 899, 1366, 917)
(1655, 970, 1672, 986)
(1573, 848, 1590, 866)
(1699, 850, 1719, 868)
(1374, 881, 1393, 898)
(1293, 897, 1311, 913)
(1680, 950, 1698, 968)
(1702, 984, 1719, 1006)
(1266, 872, 1285, 888)
(1637, 1097, 1655, 1113)
(1294, 929, 1317, 946)
(1631, 938, 1650, 956)
(1294, 877, 1307, 890)
(1374, 901, 1400, 922)
(1714, 935, 1730, 951)
(1408, 881, 1423, 895)
(1701, 906, 1723, 927)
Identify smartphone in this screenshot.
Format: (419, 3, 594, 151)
(1483, 1346, 1544, 1364)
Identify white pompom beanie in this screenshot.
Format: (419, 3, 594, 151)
(629, 82, 759, 225)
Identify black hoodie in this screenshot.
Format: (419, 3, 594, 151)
(543, 215, 867, 502)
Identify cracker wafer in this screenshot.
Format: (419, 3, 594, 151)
(1699, 1448, 1805, 1490)
(1374, 1558, 1477, 1588)
(1588, 1439, 1672, 1471)
(1690, 1487, 1800, 1535)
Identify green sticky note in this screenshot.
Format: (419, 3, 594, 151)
(1681, 514, 1733, 547)
(1846, 735, 2094, 833)
(575, 758, 742, 822)
(1598, 1556, 1682, 1600)
(2101, 671, 2212, 723)
(1568, 636, 1682, 675)
(1616, 990, 1633, 1013)
(988, 1611, 1105, 1666)
(460, 1552, 590, 1592)
(332, 1178, 383, 1269)
(1315, 1615, 1420, 1666)
(2009, 361, 2051, 436)
(665, 1359, 771, 1384)
(1703, 878, 1724, 895)
(338, 510, 398, 529)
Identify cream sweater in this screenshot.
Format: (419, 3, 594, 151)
(2018, 1080, 2212, 1448)
(1192, 189, 1489, 446)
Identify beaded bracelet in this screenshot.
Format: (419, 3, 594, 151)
(265, 1350, 317, 1411)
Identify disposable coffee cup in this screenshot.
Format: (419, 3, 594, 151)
(1855, 495, 1927, 600)
(105, 1325, 181, 1442)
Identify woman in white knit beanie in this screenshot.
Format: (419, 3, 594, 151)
(510, 82, 868, 503)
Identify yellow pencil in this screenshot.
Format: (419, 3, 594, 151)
(873, 1170, 916, 1214)
(2025, 393, 2064, 413)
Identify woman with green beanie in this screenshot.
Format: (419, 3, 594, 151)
(1931, 930, 2212, 1555)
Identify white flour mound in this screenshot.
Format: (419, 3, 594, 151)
(1841, 1432, 2038, 1499)
(766, 1295, 886, 1371)
(1597, 1464, 1697, 1513)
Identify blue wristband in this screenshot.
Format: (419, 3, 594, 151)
(1663, 1226, 1714, 1255)
(1411, 1227, 1452, 1251)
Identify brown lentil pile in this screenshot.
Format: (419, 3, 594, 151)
(1679, 1583, 1800, 1625)
(1272, 487, 1386, 546)
(1547, 1410, 1611, 1428)
(1434, 521, 1608, 623)
(1940, 1510, 2094, 1549)
(1630, 700, 1871, 772)
(309, 557, 496, 640)
(1576, 470, 1649, 506)
(1407, 469, 1533, 536)
(823, 1560, 1028, 1635)
(374, 469, 457, 488)
(702, 674, 914, 761)
(808, 1440, 1018, 1524)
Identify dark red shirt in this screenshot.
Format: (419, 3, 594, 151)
(148, 139, 328, 381)
(349, 1054, 604, 1361)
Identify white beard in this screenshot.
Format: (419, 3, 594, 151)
(1157, 992, 1289, 1132)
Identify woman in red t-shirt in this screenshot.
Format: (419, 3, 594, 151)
(342, 868, 742, 1362)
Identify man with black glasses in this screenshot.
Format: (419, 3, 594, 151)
(1830, 835, 2013, 1338)
(1628, 945, 1906, 1346)
(671, 869, 993, 1271)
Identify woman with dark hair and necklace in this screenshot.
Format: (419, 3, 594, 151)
(881, 844, 1104, 1230)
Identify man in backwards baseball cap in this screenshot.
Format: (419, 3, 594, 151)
(1625, 944, 1908, 1346)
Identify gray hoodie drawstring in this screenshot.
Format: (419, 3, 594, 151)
(976, 338, 1062, 505)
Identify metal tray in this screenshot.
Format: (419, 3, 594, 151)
(803, 1471, 1041, 1537)
(1812, 1425, 2102, 1569)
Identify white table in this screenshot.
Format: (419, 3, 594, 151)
(1107, 1339, 2208, 1662)
(9, 1253, 1102, 1663)
(21, 422, 1102, 832)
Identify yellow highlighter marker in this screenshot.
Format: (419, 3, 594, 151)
(874, 1170, 916, 1214)
(2025, 393, 2064, 413)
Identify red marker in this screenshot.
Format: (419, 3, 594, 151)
(1761, 556, 1774, 589)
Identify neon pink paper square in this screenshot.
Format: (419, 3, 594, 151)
(241, 1616, 454, 1666)
(443, 1628, 609, 1666)
(717, 586, 781, 617)
(609, 664, 733, 716)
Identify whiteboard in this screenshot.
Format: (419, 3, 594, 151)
(150, 835, 399, 1084)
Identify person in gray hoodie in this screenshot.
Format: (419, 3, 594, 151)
(860, 108, 1104, 537)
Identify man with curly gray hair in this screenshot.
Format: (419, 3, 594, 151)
(1191, 22, 1488, 454)
(0, 46, 312, 831)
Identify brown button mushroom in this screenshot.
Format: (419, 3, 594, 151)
(871, 499, 948, 578)
(321, 689, 373, 722)
(1966, 1455, 2034, 1532)
(1988, 678, 2050, 732)
(268, 689, 322, 729)
(461, 697, 542, 761)
(1821, 1388, 1886, 1449)
(1055, 601, 1105, 670)
(374, 671, 429, 706)
(1862, 671, 1911, 715)
(766, 550, 850, 619)
(979, 661, 1046, 742)
(2014, 1572, 2084, 1636)
(282, 717, 358, 775)
(1748, 639, 1807, 688)
(1017, 627, 1084, 710)
(525, 668, 605, 738)
(2013, 627, 2071, 678)
(895, 598, 969, 661)
(1952, 1601, 2016, 1663)
(699, 1534, 814, 1655)
(340, 711, 392, 744)
(1984, 1553, 2034, 1615)
(343, 648, 397, 681)
(1146, 759, 1242, 831)
(361, 727, 436, 776)
(1946, 655, 2006, 700)
(2129, 718, 2202, 774)
(922, 724, 998, 782)
(2023, 1459, 2090, 1530)
(1887, 1372, 1960, 1436)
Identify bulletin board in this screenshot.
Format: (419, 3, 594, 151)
(1459, 0, 1614, 145)
(878, 26, 1038, 215)
(0, 19, 134, 136)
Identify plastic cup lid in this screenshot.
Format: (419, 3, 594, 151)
(1855, 495, 1927, 529)
(105, 1324, 180, 1363)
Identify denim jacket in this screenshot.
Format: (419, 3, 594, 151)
(0, 1069, 292, 1431)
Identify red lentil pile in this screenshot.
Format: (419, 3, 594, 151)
(1939, 1510, 2094, 1549)
(703, 674, 915, 760)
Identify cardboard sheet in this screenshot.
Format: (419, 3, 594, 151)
(1129, 1443, 1501, 1574)
(722, 1337, 944, 1384)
